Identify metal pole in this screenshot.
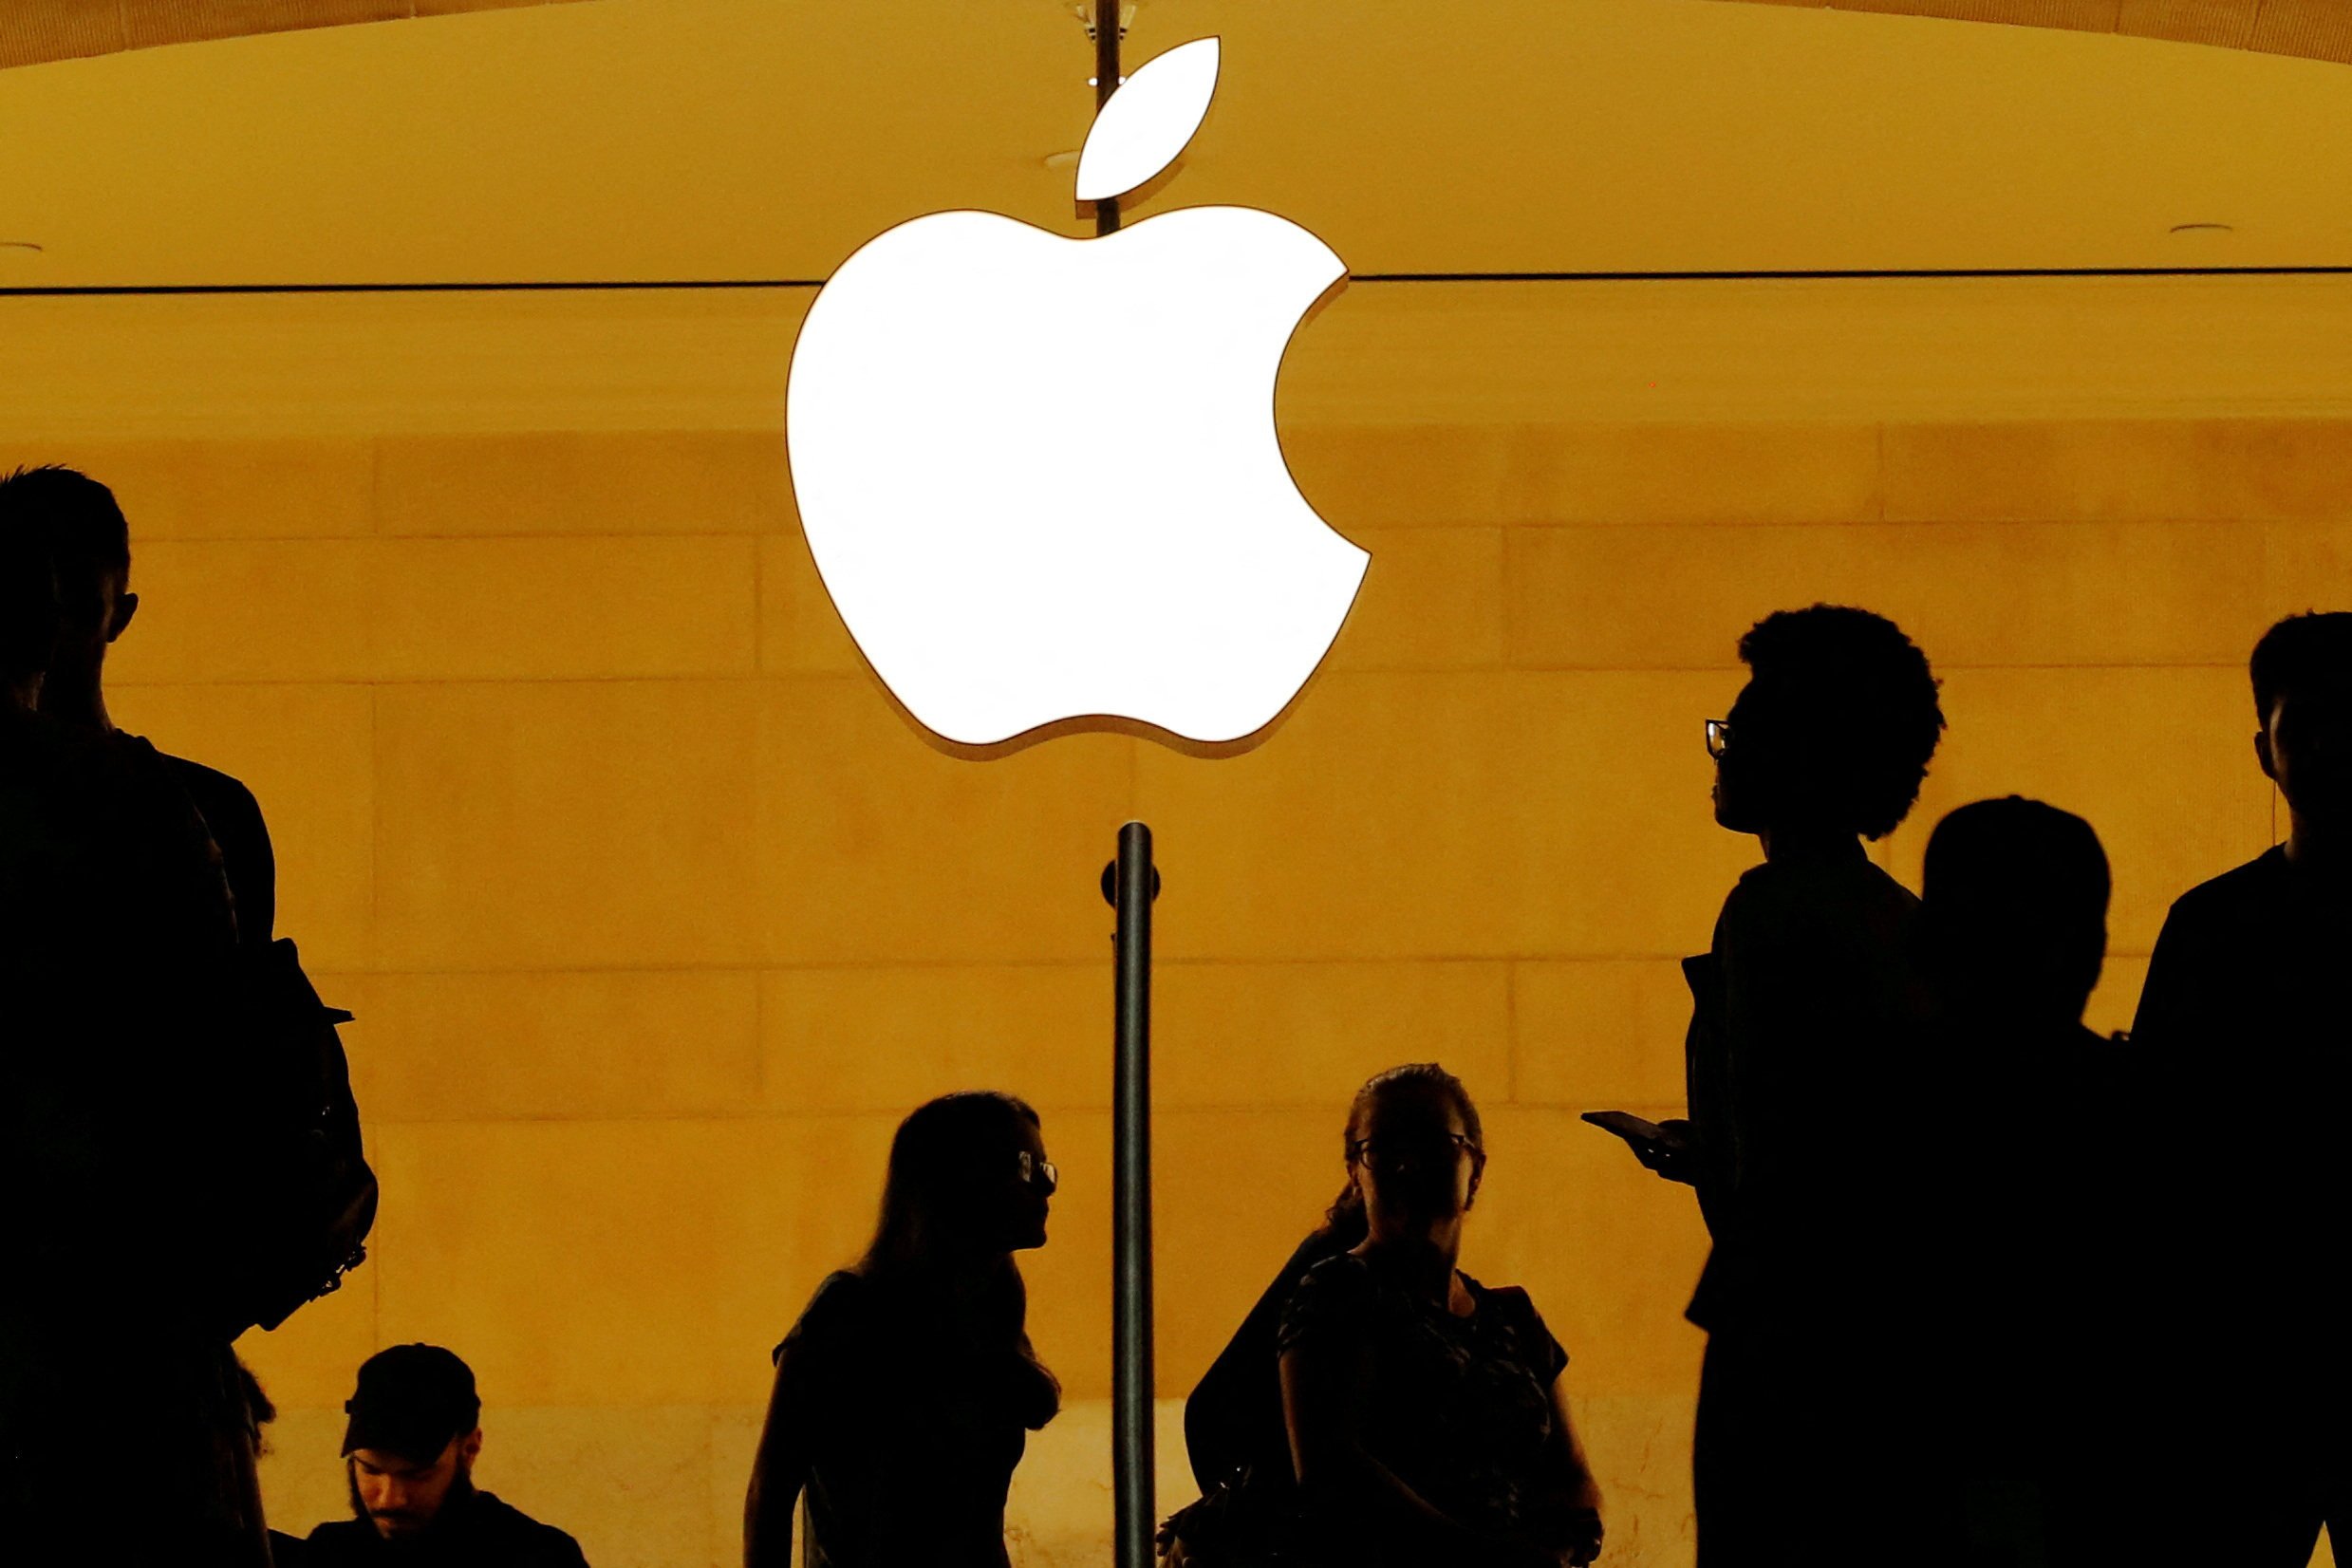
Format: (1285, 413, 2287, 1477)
(1089, 10, 1145, 1560)
(1093, 0, 1122, 237)
(1106, 820, 1155, 1568)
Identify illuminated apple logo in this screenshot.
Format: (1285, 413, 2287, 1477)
(786, 37, 1369, 750)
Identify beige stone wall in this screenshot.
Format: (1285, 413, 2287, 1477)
(33, 420, 2335, 1564)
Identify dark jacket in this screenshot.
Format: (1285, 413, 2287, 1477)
(298, 1489, 588, 1567)
(1, 717, 241, 1327)
(157, 750, 275, 945)
(1683, 849, 1925, 1335)
(2134, 846, 2349, 1357)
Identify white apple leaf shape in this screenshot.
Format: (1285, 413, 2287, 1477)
(1075, 36, 1220, 203)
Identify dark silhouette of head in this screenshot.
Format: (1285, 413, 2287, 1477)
(854, 1091, 1060, 1424)
(1921, 796, 2109, 1028)
(2250, 611, 2352, 837)
(861, 1091, 1054, 1277)
(1338, 1062, 1486, 1234)
(0, 466, 136, 721)
(1712, 606, 1945, 842)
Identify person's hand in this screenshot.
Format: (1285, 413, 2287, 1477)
(1635, 1119, 1696, 1185)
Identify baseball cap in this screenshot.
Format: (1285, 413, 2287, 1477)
(341, 1344, 481, 1462)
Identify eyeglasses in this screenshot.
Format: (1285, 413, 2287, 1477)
(1706, 719, 1733, 760)
(1017, 1150, 1058, 1194)
(1348, 1131, 1480, 1168)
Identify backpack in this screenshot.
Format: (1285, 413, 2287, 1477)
(206, 937, 378, 1337)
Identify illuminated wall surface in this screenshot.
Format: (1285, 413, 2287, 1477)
(1, 2, 2349, 1564)
(5, 333, 2334, 1565)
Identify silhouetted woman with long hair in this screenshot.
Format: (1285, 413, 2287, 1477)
(1279, 1065, 1603, 1568)
(745, 1092, 1060, 1568)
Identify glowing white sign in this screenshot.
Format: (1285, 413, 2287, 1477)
(786, 36, 1370, 749)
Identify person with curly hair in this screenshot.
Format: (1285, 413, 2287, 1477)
(1608, 605, 1946, 1566)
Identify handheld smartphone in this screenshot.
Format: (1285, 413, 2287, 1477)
(1582, 1111, 1696, 1185)
(1580, 1110, 1666, 1148)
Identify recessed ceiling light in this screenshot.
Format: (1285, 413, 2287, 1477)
(2170, 222, 2234, 234)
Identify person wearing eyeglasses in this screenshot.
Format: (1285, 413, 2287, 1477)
(1608, 606, 1945, 1567)
(1277, 1064, 1603, 1568)
(744, 1091, 1061, 1568)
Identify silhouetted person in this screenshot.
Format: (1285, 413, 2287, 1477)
(1613, 606, 1945, 1566)
(1, 517, 265, 1563)
(2132, 610, 2352, 1566)
(1915, 797, 2141, 1567)
(1, 456, 378, 1354)
(746, 1092, 1062, 1568)
(1160, 1129, 1370, 1563)
(1279, 1065, 1603, 1568)
(0, 464, 275, 943)
(300, 1344, 588, 1566)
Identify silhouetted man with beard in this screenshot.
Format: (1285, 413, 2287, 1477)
(298, 1345, 588, 1567)
(0, 503, 264, 1563)
(1915, 797, 2145, 1567)
(1611, 605, 1947, 1566)
(0, 465, 275, 943)
(2133, 610, 2352, 1566)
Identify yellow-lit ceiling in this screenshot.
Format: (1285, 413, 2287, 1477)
(4, 0, 2352, 287)
(8, 0, 2351, 74)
